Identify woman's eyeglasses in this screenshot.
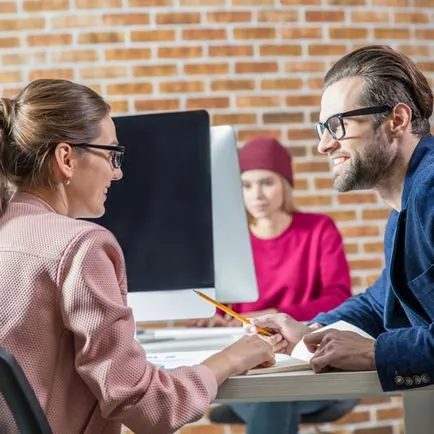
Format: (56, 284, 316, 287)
(69, 143, 125, 169)
(315, 105, 393, 141)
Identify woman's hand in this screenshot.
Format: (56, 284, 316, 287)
(201, 333, 283, 384)
(248, 313, 312, 354)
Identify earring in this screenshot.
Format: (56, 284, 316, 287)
(64, 177, 71, 186)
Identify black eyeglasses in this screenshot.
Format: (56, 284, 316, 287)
(315, 105, 393, 141)
(69, 143, 125, 169)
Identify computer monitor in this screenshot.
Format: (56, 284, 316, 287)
(96, 110, 216, 321)
(93, 112, 258, 322)
(210, 125, 258, 303)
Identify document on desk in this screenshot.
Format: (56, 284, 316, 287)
(146, 321, 374, 375)
(137, 326, 245, 341)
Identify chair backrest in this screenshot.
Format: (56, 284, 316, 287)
(0, 347, 52, 434)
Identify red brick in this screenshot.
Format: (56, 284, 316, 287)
(362, 209, 390, 220)
(350, 11, 389, 22)
(260, 44, 302, 56)
(258, 10, 299, 22)
(282, 27, 323, 39)
(213, 113, 257, 125)
(78, 32, 124, 44)
(305, 10, 345, 21)
(314, 178, 333, 189)
(395, 12, 428, 23)
(0, 2, 16, 12)
(0, 71, 23, 83)
(329, 0, 366, 3)
(307, 78, 324, 89)
(285, 61, 325, 72)
(187, 97, 230, 110)
(237, 129, 282, 142)
(79, 66, 127, 79)
(107, 83, 153, 95)
(0, 37, 20, 48)
(233, 28, 276, 39)
(135, 99, 180, 112)
(287, 129, 317, 140)
(372, 0, 406, 5)
(133, 65, 178, 77)
(340, 226, 380, 237)
(294, 179, 309, 190)
(415, 29, 434, 39)
(159, 81, 204, 93)
(374, 28, 410, 39)
(294, 162, 330, 172)
(294, 195, 333, 206)
(231, 0, 274, 3)
(130, 0, 171, 4)
(398, 45, 430, 56)
(102, 14, 150, 26)
(330, 28, 368, 39)
(50, 15, 99, 28)
(235, 62, 278, 74)
(158, 46, 203, 58)
(108, 100, 129, 114)
(349, 259, 383, 270)
(261, 79, 303, 90)
(414, 0, 434, 4)
(207, 11, 252, 22)
(23, 0, 69, 11)
(327, 210, 357, 221)
(209, 45, 253, 57)
(344, 243, 359, 254)
(28, 69, 73, 80)
(76, 0, 121, 6)
(281, 0, 320, 3)
(184, 63, 229, 75)
(1, 18, 45, 31)
(308, 44, 348, 55)
(211, 79, 255, 91)
(27, 34, 72, 46)
(52, 50, 98, 63)
(363, 242, 384, 253)
(286, 95, 321, 106)
(156, 12, 200, 25)
(338, 193, 378, 204)
(263, 112, 304, 124)
(3, 52, 46, 66)
(182, 29, 227, 40)
(180, 0, 224, 4)
(105, 48, 151, 61)
(131, 30, 175, 42)
(237, 96, 280, 108)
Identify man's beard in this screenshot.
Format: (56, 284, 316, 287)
(333, 129, 394, 192)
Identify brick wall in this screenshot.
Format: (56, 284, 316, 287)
(2, 0, 434, 433)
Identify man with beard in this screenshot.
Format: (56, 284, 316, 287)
(251, 45, 434, 389)
(215, 45, 434, 434)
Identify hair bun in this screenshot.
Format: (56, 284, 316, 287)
(0, 97, 15, 132)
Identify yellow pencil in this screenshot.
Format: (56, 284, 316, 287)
(193, 290, 272, 336)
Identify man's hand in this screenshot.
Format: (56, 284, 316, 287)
(304, 329, 376, 372)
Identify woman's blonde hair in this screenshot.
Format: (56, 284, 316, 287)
(0, 79, 110, 216)
(247, 175, 296, 226)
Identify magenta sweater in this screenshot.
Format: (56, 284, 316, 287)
(231, 212, 352, 321)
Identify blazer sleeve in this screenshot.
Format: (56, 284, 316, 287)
(57, 228, 217, 434)
(281, 217, 352, 320)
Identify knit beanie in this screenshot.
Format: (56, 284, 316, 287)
(238, 137, 294, 187)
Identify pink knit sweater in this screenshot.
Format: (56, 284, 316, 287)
(0, 193, 217, 434)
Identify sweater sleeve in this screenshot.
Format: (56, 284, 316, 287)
(279, 217, 352, 321)
(58, 228, 217, 434)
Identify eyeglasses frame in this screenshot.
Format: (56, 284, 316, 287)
(69, 143, 125, 169)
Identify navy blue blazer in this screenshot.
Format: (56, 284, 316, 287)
(314, 134, 434, 392)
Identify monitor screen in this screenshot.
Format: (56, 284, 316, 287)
(94, 110, 214, 293)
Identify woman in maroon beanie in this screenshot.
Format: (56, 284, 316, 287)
(202, 137, 354, 434)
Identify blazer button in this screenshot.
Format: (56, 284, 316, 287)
(404, 377, 414, 386)
(413, 375, 422, 386)
(395, 375, 404, 386)
(421, 374, 431, 384)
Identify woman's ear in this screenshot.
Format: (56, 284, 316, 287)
(51, 143, 75, 183)
(389, 103, 413, 137)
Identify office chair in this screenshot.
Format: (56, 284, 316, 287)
(209, 399, 360, 433)
(0, 347, 52, 434)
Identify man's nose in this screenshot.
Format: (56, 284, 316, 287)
(317, 131, 340, 155)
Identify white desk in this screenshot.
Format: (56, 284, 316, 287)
(140, 328, 434, 433)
